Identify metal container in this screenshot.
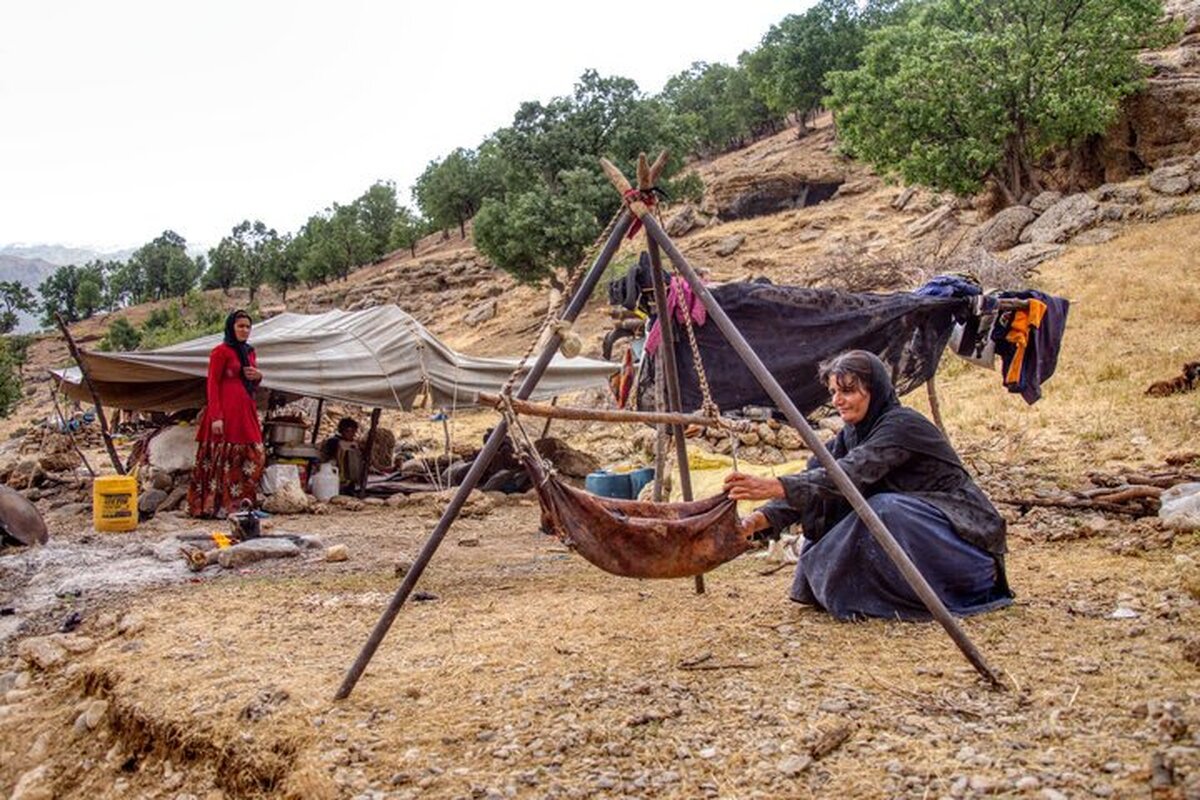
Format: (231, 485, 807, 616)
(264, 420, 306, 446)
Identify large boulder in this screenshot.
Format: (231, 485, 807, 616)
(0, 485, 48, 545)
(1019, 194, 1099, 244)
(973, 206, 1037, 251)
(147, 425, 198, 473)
(1148, 163, 1194, 195)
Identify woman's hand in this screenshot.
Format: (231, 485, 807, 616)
(243, 365, 262, 382)
(723, 472, 785, 501)
(738, 510, 771, 540)
(211, 419, 224, 438)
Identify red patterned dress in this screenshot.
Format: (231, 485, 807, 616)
(187, 343, 265, 518)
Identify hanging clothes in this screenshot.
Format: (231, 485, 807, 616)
(991, 290, 1070, 404)
(645, 275, 707, 357)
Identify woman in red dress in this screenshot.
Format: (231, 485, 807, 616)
(187, 310, 266, 518)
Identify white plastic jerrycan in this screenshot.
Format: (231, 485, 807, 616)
(310, 462, 340, 501)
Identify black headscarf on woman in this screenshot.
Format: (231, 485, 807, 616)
(834, 350, 961, 468)
(223, 310, 257, 398)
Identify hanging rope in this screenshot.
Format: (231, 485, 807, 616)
(674, 277, 721, 421)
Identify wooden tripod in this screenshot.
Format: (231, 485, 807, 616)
(335, 155, 1004, 700)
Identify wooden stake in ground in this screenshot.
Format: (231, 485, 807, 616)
(54, 313, 124, 475)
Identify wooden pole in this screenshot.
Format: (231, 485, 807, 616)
(54, 313, 124, 475)
(652, 367, 667, 502)
(358, 407, 381, 499)
(926, 374, 947, 436)
(476, 392, 732, 428)
(310, 398, 325, 445)
(335, 210, 635, 700)
(634, 211, 1004, 687)
(48, 387, 96, 478)
(538, 396, 558, 440)
(635, 153, 705, 595)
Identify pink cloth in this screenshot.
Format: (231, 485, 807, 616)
(644, 276, 707, 356)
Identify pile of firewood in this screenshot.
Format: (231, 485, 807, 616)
(996, 461, 1200, 518)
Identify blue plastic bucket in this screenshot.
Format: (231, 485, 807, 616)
(584, 470, 633, 499)
(627, 466, 656, 498)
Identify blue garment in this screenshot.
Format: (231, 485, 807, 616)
(789, 494, 1013, 621)
(915, 275, 983, 299)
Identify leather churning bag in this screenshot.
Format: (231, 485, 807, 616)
(525, 458, 753, 579)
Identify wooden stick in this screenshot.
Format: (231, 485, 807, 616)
(926, 374, 948, 436)
(1092, 485, 1162, 504)
(358, 407, 381, 499)
(538, 396, 558, 440)
(48, 387, 96, 478)
(310, 398, 324, 444)
(477, 392, 726, 428)
(993, 496, 1149, 515)
(54, 313, 124, 474)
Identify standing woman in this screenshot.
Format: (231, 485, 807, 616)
(188, 310, 265, 518)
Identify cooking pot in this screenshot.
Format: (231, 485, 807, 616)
(264, 420, 306, 446)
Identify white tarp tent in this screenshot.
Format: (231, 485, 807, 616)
(52, 305, 616, 412)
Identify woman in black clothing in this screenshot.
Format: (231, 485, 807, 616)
(725, 350, 1013, 620)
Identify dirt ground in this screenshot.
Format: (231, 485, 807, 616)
(3, 124, 1200, 800)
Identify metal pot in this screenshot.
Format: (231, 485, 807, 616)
(264, 420, 306, 446)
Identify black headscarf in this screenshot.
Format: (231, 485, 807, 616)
(223, 310, 257, 398)
(834, 351, 961, 468)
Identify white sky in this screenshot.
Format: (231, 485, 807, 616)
(1, 1, 805, 253)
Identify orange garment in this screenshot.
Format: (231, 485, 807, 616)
(1002, 299, 1047, 386)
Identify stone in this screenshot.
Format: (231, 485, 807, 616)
(38, 451, 80, 473)
(714, 234, 745, 257)
(147, 425, 199, 472)
(10, 765, 52, 800)
(262, 481, 311, 515)
(778, 755, 813, 776)
(326, 544, 349, 562)
(1004, 243, 1066, 273)
(138, 488, 168, 515)
(1029, 191, 1063, 212)
(216, 538, 301, 568)
(1096, 183, 1142, 204)
(974, 206, 1036, 251)
(328, 495, 364, 511)
(534, 437, 599, 479)
(464, 299, 497, 327)
(1020, 194, 1100, 244)
(7, 459, 46, 491)
(906, 205, 956, 238)
(84, 699, 109, 729)
(17, 637, 67, 670)
(665, 205, 700, 237)
(1071, 228, 1118, 246)
(1149, 164, 1193, 196)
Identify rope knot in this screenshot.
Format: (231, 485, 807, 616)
(622, 187, 663, 240)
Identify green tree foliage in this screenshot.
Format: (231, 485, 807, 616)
(661, 62, 776, 155)
(827, 0, 1170, 203)
(473, 70, 693, 285)
(356, 181, 400, 261)
(38, 264, 89, 325)
(126, 230, 197, 301)
(0, 338, 22, 418)
(204, 237, 242, 295)
(4, 334, 33, 375)
(75, 273, 104, 318)
(387, 207, 427, 257)
(742, 0, 883, 130)
(267, 234, 303, 302)
(0, 281, 36, 334)
(101, 317, 142, 351)
(414, 148, 485, 238)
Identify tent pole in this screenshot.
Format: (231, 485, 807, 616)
(358, 408, 382, 499)
(310, 399, 325, 445)
(646, 238, 704, 595)
(637, 212, 1003, 687)
(54, 313, 124, 475)
(334, 209, 635, 700)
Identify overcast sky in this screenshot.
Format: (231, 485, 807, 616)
(1, 1, 804, 253)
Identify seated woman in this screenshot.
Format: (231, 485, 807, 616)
(320, 417, 364, 495)
(725, 350, 1013, 621)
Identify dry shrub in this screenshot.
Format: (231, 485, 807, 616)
(806, 243, 1033, 294)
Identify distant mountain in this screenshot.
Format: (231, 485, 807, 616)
(0, 254, 60, 334)
(0, 243, 134, 267)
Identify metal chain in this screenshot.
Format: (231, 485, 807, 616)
(675, 280, 720, 420)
